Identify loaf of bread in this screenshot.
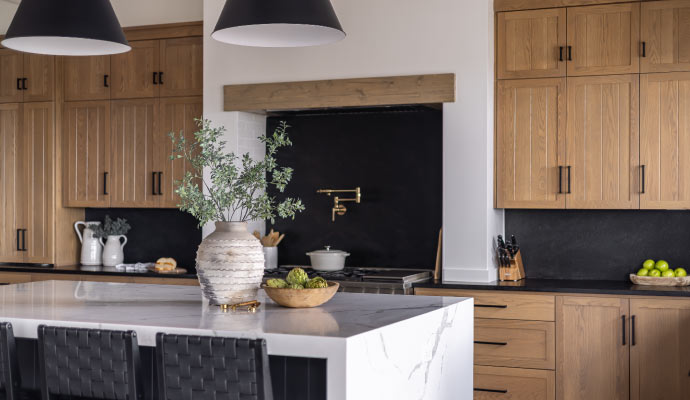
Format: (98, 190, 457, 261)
(155, 257, 177, 272)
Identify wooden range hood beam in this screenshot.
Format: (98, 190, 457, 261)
(223, 73, 455, 112)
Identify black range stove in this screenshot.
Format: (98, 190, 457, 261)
(264, 266, 432, 295)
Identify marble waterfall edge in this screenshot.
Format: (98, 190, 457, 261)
(196, 221, 265, 305)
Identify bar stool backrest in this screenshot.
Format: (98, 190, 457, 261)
(156, 333, 273, 400)
(37, 325, 142, 400)
(0, 322, 19, 400)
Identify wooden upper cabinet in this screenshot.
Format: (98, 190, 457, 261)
(157, 97, 202, 208)
(63, 101, 111, 208)
(111, 40, 160, 99)
(565, 75, 639, 209)
(64, 56, 110, 101)
(110, 99, 159, 208)
(630, 298, 690, 400)
(496, 78, 566, 209)
(497, 9, 567, 79)
(567, 3, 640, 76)
(641, 0, 690, 73)
(556, 296, 629, 400)
(0, 104, 25, 263)
(0, 50, 23, 103)
(23, 54, 55, 102)
(159, 37, 203, 97)
(23, 102, 55, 264)
(640, 72, 690, 209)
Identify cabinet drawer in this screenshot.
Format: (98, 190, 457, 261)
(416, 289, 555, 321)
(0, 273, 32, 284)
(475, 319, 555, 370)
(474, 365, 555, 400)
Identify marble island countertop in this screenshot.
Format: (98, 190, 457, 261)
(0, 280, 473, 400)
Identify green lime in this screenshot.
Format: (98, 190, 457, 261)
(655, 260, 670, 272)
(662, 270, 676, 278)
(675, 268, 688, 277)
(636, 268, 649, 276)
(649, 269, 662, 277)
(642, 259, 655, 269)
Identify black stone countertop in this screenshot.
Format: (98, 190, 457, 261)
(0, 264, 197, 280)
(415, 278, 690, 297)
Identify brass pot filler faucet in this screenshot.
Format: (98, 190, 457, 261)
(316, 187, 362, 222)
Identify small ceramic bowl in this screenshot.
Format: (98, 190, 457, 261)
(262, 282, 339, 308)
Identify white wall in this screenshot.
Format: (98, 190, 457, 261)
(204, 0, 502, 282)
(0, 0, 203, 33)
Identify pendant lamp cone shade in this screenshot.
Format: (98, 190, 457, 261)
(212, 0, 345, 47)
(1, 0, 130, 56)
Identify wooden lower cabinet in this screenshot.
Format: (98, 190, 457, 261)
(474, 366, 555, 400)
(556, 296, 629, 400)
(0, 271, 199, 286)
(630, 298, 690, 400)
(475, 319, 555, 370)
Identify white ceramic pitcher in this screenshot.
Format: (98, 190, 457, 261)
(74, 221, 103, 266)
(100, 235, 127, 267)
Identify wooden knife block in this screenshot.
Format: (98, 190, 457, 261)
(499, 250, 525, 282)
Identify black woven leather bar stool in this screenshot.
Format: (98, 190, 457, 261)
(156, 333, 273, 400)
(0, 323, 19, 400)
(37, 325, 143, 400)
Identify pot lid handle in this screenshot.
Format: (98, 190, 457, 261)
(325, 245, 331, 251)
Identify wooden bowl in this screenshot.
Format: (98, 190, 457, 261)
(630, 273, 690, 287)
(262, 282, 339, 308)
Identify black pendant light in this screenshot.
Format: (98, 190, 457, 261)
(2, 0, 130, 56)
(212, 0, 345, 47)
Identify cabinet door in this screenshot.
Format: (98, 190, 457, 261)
(496, 78, 566, 209)
(641, 0, 690, 73)
(630, 298, 690, 400)
(0, 50, 23, 103)
(63, 101, 111, 207)
(159, 37, 203, 97)
(640, 72, 690, 209)
(567, 3, 640, 76)
(566, 75, 639, 209)
(556, 296, 629, 400)
(23, 103, 54, 264)
(110, 99, 158, 207)
(111, 40, 160, 99)
(0, 104, 25, 263)
(497, 9, 566, 79)
(157, 97, 202, 208)
(23, 54, 55, 102)
(64, 56, 110, 101)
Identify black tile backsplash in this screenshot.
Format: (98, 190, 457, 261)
(84, 208, 201, 271)
(266, 106, 442, 269)
(506, 209, 690, 281)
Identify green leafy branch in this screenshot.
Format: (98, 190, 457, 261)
(169, 119, 305, 227)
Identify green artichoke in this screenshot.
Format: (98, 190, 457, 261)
(266, 278, 288, 289)
(286, 267, 309, 286)
(288, 283, 304, 290)
(306, 277, 328, 289)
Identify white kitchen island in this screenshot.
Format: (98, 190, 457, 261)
(0, 280, 473, 400)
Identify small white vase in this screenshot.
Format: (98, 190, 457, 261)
(74, 221, 103, 266)
(100, 235, 127, 267)
(196, 221, 265, 305)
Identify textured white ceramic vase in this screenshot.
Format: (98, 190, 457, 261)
(196, 221, 265, 305)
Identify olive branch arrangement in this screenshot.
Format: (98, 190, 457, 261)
(169, 119, 304, 227)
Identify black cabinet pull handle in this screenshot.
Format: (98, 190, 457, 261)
(159, 71, 164, 84)
(640, 165, 646, 194)
(152, 171, 158, 195)
(153, 72, 158, 85)
(103, 172, 109, 195)
(475, 341, 508, 346)
(474, 388, 508, 394)
(559, 46, 564, 62)
(567, 166, 572, 194)
(567, 46, 572, 61)
(642, 41, 646, 57)
(16, 78, 21, 91)
(104, 74, 109, 88)
(622, 315, 626, 345)
(631, 315, 636, 346)
(558, 166, 563, 194)
(22, 78, 27, 91)
(21, 229, 26, 251)
(16, 229, 21, 251)
(158, 172, 162, 195)
(475, 304, 508, 309)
